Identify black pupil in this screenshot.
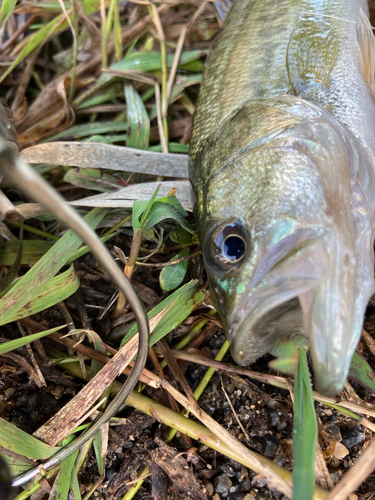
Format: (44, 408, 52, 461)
(223, 236, 245, 261)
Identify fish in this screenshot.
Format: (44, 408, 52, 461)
(189, 0, 375, 396)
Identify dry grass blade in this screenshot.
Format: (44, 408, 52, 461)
(32, 334, 140, 446)
(21, 142, 189, 178)
(69, 181, 192, 211)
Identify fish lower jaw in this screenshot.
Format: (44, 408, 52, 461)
(228, 297, 305, 367)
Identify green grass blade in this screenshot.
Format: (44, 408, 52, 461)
(0, 15, 65, 84)
(148, 143, 189, 154)
(98, 50, 207, 86)
(0, 325, 66, 355)
(47, 121, 127, 141)
(0, 208, 106, 326)
(119, 280, 205, 347)
(0, 232, 114, 267)
(70, 468, 82, 500)
(0, 225, 23, 294)
(292, 349, 317, 500)
(67, 232, 115, 263)
(0, 0, 18, 23)
(14, 265, 80, 322)
(93, 428, 105, 476)
(0, 450, 34, 478)
(124, 84, 150, 150)
(56, 447, 79, 500)
(0, 417, 59, 461)
(64, 167, 117, 192)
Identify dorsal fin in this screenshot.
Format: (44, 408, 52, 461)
(356, 7, 375, 96)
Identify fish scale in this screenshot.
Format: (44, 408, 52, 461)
(190, 0, 375, 396)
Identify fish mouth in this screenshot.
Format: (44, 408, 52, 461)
(227, 238, 330, 364)
(227, 232, 359, 397)
(229, 297, 304, 366)
(227, 235, 355, 396)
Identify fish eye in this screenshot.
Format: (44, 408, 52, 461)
(212, 223, 247, 268)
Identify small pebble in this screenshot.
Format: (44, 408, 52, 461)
(228, 493, 245, 500)
(261, 434, 279, 458)
(238, 477, 251, 492)
(324, 423, 342, 442)
(277, 421, 287, 431)
(333, 442, 349, 460)
(270, 412, 280, 427)
(341, 426, 365, 448)
(329, 472, 340, 483)
(221, 464, 236, 477)
(202, 480, 214, 496)
(214, 473, 233, 494)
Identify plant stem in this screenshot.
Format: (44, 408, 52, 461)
(113, 228, 143, 317)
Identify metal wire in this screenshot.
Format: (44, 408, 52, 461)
(0, 129, 149, 487)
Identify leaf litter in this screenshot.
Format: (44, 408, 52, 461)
(1, 2, 375, 500)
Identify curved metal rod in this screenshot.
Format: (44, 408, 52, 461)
(0, 140, 150, 487)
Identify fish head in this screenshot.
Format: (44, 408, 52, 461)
(192, 97, 362, 396)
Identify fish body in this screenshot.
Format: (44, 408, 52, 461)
(190, 0, 375, 396)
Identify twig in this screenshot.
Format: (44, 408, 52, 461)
(163, 25, 187, 116)
(82, 475, 105, 500)
(158, 350, 375, 424)
(59, 301, 87, 378)
(0, 15, 37, 53)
